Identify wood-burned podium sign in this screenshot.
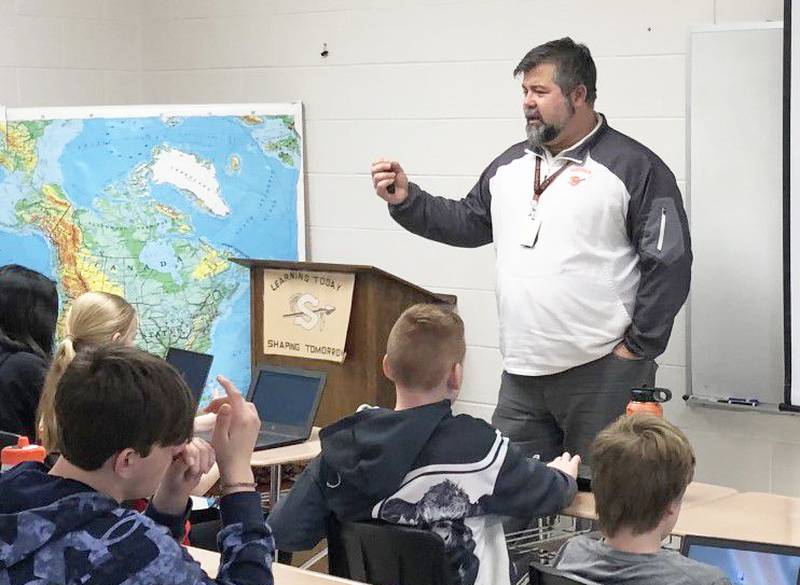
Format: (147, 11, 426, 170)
(263, 268, 355, 363)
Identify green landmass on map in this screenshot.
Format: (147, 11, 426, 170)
(1, 122, 240, 354)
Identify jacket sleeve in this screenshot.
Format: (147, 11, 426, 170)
(144, 499, 190, 541)
(210, 491, 275, 585)
(478, 442, 577, 518)
(388, 168, 494, 248)
(266, 456, 329, 551)
(623, 159, 692, 359)
(106, 492, 274, 585)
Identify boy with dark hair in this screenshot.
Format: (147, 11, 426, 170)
(0, 345, 272, 585)
(554, 414, 730, 585)
(268, 303, 580, 585)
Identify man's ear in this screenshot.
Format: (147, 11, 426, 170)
(571, 84, 588, 107)
(382, 355, 394, 382)
(112, 448, 139, 480)
(111, 331, 122, 343)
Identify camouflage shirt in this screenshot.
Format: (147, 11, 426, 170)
(0, 462, 274, 585)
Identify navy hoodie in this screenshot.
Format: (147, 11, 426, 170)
(268, 400, 576, 585)
(0, 462, 274, 585)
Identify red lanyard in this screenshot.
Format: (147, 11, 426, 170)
(533, 157, 573, 204)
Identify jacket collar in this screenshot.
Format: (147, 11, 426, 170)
(525, 113, 606, 165)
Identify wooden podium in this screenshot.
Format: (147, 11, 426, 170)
(232, 259, 456, 426)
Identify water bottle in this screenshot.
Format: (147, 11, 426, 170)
(626, 387, 672, 417)
(1, 436, 46, 472)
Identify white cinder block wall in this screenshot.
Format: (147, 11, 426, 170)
(6, 0, 798, 494)
(0, 0, 142, 107)
(135, 0, 798, 494)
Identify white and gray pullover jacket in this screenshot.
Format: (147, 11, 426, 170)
(390, 116, 692, 375)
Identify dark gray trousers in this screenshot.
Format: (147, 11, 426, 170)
(491, 353, 657, 465)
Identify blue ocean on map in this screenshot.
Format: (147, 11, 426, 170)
(0, 230, 56, 279)
(0, 112, 302, 398)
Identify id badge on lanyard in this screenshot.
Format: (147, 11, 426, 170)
(521, 157, 572, 248)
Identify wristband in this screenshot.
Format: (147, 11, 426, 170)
(221, 481, 257, 494)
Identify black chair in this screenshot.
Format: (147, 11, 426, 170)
(0, 430, 20, 449)
(327, 517, 455, 585)
(529, 562, 600, 585)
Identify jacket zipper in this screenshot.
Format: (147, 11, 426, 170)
(656, 207, 666, 252)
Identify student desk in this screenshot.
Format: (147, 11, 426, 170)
(251, 426, 321, 507)
(186, 545, 357, 584)
(561, 482, 739, 521)
(671, 491, 800, 546)
(192, 427, 322, 507)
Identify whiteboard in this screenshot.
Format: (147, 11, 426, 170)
(687, 23, 784, 405)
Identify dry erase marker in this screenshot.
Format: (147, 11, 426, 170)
(718, 397, 759, 406)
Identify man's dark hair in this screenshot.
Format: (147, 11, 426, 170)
(0, 264, 58, 358)
(513, 37, 597, 104)
(55, 345, 195, 470)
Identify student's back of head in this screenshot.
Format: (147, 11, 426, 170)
(0, 264, 58, 358)
(592, 414, 695, 538)
(55, 345, 193, 475)
(384, 303, 466, 392)
(38, 291, 138, 451)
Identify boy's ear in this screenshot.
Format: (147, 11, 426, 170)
(382, 355, 394, 381)
(112, 447, 140, 479)
(661, 497, 683, 525)
(446, 362, 463, 393)
(111, 331, 122, 343)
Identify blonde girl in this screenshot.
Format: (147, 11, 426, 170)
(37, 291, 138, 452)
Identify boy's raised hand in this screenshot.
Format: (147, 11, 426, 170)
(547, 452, 582, 479)
(152, 438, 216, 516)
(211, 375, 262, 493)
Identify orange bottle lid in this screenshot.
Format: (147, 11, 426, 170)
(1, 436, 47, 466)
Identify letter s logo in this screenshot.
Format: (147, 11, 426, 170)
(294, 293, 321, 330)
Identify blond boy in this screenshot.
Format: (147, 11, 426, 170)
(269, 304, 579, 585)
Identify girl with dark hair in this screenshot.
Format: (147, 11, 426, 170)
(0, 264, 59, 439)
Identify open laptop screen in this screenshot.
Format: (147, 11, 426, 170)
(248, 365, 326, 429)
(682, 535, 800, 585)
(165, 347, 213, 404)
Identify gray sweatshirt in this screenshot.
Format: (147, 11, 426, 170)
(555, 533, 731, 585)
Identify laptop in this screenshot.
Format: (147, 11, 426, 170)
(165, 347, 214, 405)
(246, 365, 326, 450)
(681, 534, 800, 585)
(576, 462, 592, 492)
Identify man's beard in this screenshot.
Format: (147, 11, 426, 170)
(525, 120, 559, 149)
(524, 99, 575, 149)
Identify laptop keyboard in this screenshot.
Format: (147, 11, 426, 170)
(258, 430, 293, 442)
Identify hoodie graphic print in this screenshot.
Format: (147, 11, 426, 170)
(268, 401, 577, 585)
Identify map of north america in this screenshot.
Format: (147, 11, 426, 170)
(0, 107, 303, 400)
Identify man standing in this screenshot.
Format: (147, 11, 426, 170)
(370, 38, 691, 464)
